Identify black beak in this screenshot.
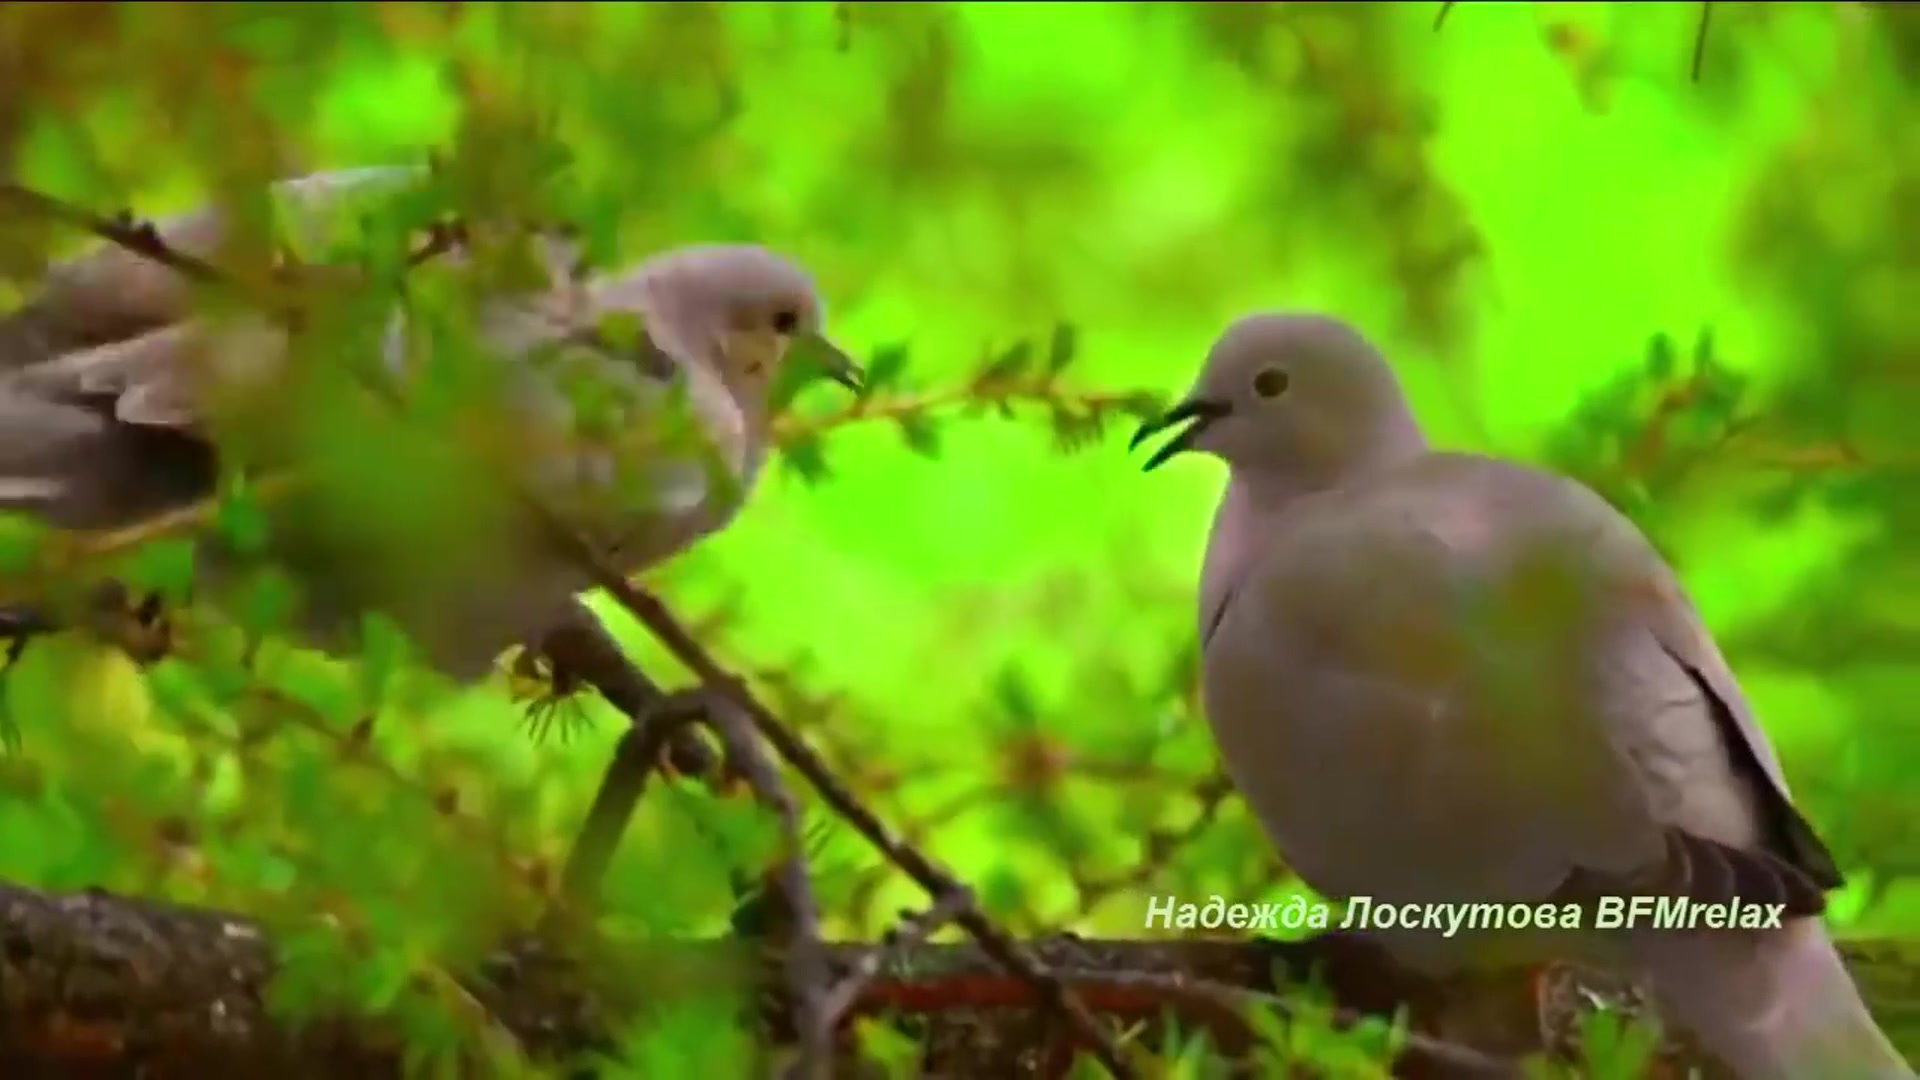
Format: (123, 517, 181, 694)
(1128, 398, 1231, 472)
(804, 333, 864, 393)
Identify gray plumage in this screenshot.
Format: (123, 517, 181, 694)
(0, 166, 860, 679)
(1132, 312, 1910, 1079)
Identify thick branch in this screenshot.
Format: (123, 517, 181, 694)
(6, 881, 1917, 1077)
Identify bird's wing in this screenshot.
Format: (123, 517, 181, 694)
(1206, 452, 1837, 917)
(0, 165, 426, 371)
(0, 163, 601, 531)
(1526, 455, 1841, 916)
(1566, 471, 1906, 1077)
(0, 166, 424, 526)
(0, 331, 225, 530)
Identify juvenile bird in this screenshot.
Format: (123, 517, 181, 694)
(1129, 313, 1911, 1079)
(0, 166, 862, 680)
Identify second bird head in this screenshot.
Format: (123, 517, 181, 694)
(1128, 312, 1425, 484)
(617, 244, 862, 407)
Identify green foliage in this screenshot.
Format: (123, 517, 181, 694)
(0, 512, 49, 579)
(1570, 1008, 1665, 1080)
(593, 995, 758, 1078)
(769, 322, 1166, 489)
(116, 537, 199, 607)
(1242, 982, 1404, 1078)
(1, 1, 1917, 1075)
(852, 1015, 924, 1079)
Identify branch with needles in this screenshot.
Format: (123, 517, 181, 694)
(0, 177, 1136, 1078)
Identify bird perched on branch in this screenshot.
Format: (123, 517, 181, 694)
(0, 164, 863, 683)
(1129, 313, 1911, 1079)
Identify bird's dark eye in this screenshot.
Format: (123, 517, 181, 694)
(1252, 366, 1290, 398)
(771, 309, 799, 334)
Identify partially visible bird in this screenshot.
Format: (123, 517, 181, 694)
(1129, 312, 1912, 1079)
(0, 165, 863, 681)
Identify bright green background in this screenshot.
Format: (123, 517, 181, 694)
(1, 0, 1915, 1069)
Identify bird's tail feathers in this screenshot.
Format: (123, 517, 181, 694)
(1635, 919, 1912, 1079)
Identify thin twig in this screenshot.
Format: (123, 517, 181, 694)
(4, 179, 1136, 1079)
(1692, 1, 1714, 83)
(0, 182, 717, 909)
(704, 695, 833, 1080)
(407, 219, 471, 268)
(0, 184, 229, 288)
(771, 383, 1154, 447)
(563, 568, 1138, 1079)
(1434, 2, 1456, 32)
(819, 887, 972, 1031)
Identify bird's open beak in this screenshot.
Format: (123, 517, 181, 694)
(801, 332, 864, 393)
(1128, 398, 1231, 472)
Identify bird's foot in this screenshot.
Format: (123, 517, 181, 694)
(506, 644, 598, 744)
(0, 587, 174, 666)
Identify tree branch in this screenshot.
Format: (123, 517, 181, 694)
(567, 571, 1139, 1078)
(818, 886, 972, 1034)
(7, 880, 1916, 1076)
(703, 695, 832, 1080)
(0, 180, 1136, 1075)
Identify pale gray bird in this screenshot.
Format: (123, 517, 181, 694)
(0, 166, 862, 680)
(1128, 313, 1911, 1079)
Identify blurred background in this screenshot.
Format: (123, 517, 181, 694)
(0, 0, 1915, 1067)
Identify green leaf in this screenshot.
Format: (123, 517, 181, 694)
(613, 996, 757, 1077)
(1047, 323, 1078, 374)
(235, 566, 302, 636)
(1645, 333, 1676, 379)
(1691, 326, 1717, 371)
(852, 1017, 923, 1080)
(690, 434, 744, 517)
(896, 413, 943, 459)
(0, 513, 49, 578)
(1117, 391, 1167, 420)
(1050, 408, 1107, 453)
(1574, 1007, 1661, 1079)
(356, 612, 413, 714)
(0, 678, 19, 755)
(677, 785, 782, 877)
(597, 310, 647, 352)
(977, 864, 1028, 919)
(355, 944, 416, 1012)
(216, 482, 273, 557)
(118, 537, 198, 605)
(992, 665, 1041, 729)
(781, 434, 832, 484)
(265, 922, 353, 1020)
(863, 344, 910, 396)
(978, 340, 1032, 384)
(556, 347, 629, 439)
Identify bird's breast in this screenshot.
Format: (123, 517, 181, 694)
(1196, 489, 1591, 905)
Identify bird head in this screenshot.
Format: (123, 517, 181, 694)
(1129, 312, 1426, 486)
(623, 244, 861, 414)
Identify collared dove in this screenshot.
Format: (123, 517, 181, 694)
(1129, 313, 1911, 1079)
(0, 165, 863, 680)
